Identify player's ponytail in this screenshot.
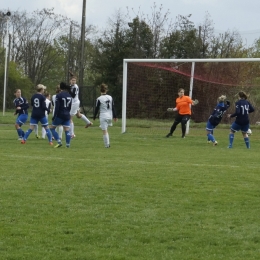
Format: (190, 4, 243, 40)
(69, 71, 77, 80)
(55, 85, 61, 94)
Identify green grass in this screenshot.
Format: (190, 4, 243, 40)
(1, 112, 260, 259)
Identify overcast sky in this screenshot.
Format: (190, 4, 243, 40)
(1, 0, 260, 46)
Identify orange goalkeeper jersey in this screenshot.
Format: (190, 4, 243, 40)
(176, 96, 193, 115)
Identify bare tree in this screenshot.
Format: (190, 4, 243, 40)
(127, 3, 173, 58)
(10, 8, 70, 85)
(198, 12, 215, 58)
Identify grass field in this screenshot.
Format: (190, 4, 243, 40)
(1, 112, 260, 259)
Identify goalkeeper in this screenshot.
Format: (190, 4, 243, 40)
(166, 88, 199, 138)
(206, 95, 230, 146)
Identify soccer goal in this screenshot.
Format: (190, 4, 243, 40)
(122, 58, 260, 134)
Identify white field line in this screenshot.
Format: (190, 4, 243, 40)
(1, 154, 259, 169)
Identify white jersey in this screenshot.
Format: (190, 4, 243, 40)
(70, 84, 79, 104)
(52, 95, 56, 116)
(45, 99, 51, 116)
(94, 94, 115, 119)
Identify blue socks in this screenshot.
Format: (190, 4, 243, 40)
(228, 133, 234, 148)
(244, 137, 250, 148)
(65, 130, 71, 147)
(23, 129, 33, 140)
(50, 128, 61, 143)
(17, 128, 24, 138)
(45, 128, 52, 142)
(207, 133, 215, 142)
(228, 134, 250, 149)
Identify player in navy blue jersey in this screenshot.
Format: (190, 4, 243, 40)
(13, 89, 29, 140)
(227, 91, 254, 149)
(50, 82, 72, 148)
(206, 95, 230, 146)
(21, 84, 53, 145)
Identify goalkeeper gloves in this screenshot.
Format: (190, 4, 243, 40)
(193, 99, 199, 105)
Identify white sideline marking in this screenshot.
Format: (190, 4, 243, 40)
(2, 154, 259, 169)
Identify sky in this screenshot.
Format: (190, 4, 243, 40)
(1, 0, 260, 46)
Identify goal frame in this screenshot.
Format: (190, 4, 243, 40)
(122, 58, 260, 133)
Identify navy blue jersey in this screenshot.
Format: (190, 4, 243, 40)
(31, 93, 49, 119)
(208, 101, 230, 126)
(53, 91, 72, 120)
(13, 96, 29, 115)
(230, 99, 254, 125)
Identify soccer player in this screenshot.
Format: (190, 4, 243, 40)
(227, 91, 255, 149)
(21, 84, 53, 145)
(50, 82, 72, 148)
(93, 83, 117, 148)
(52, 86, 63, 139)
(69, 75, 93, 138)
(13, 89, 29, 140)
(166, 88, 199, 138)
(41, 92, 52, 139)
(206, 95, 230, 146)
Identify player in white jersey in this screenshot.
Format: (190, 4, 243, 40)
(93, 83, 117, 148)
(51, 86, 63, 139)
(69, 76, 93, 138)
(41, 92, 52, 139)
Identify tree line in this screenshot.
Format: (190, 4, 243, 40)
(1, 5, 260, 112)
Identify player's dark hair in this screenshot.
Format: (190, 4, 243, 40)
(238, 91, 248, 100)
(178, 88, 184, 92)
(60, 82, 70, 90)
(100, 83, 108, 93)
(14, 89, 21, 93)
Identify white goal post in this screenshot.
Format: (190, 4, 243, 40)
(122, 58, 260, 133)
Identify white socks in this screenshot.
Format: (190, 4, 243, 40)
(42, 127, 46, 138)
(103, 133, 109, 147)
(58, 125, 63, 139)
(81, 114, 91, 124)
(70, 122, 74, 135)
(34, 124, 38, 135)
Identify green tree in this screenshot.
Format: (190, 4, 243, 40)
(160, 15, 201, 58)
(0, 61, 33, 109)
(126, 17, 154, 58)
(91, 11, 130, 111)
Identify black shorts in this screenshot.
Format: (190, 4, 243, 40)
(174, 114, 191, 124)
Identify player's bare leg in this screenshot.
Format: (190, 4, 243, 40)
(76, 110, 93, 128)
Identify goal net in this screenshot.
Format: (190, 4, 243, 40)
(122, 58, 260, 135)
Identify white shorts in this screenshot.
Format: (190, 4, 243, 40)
(70, 101, 80, 116)
(99, 118, 112, 130)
